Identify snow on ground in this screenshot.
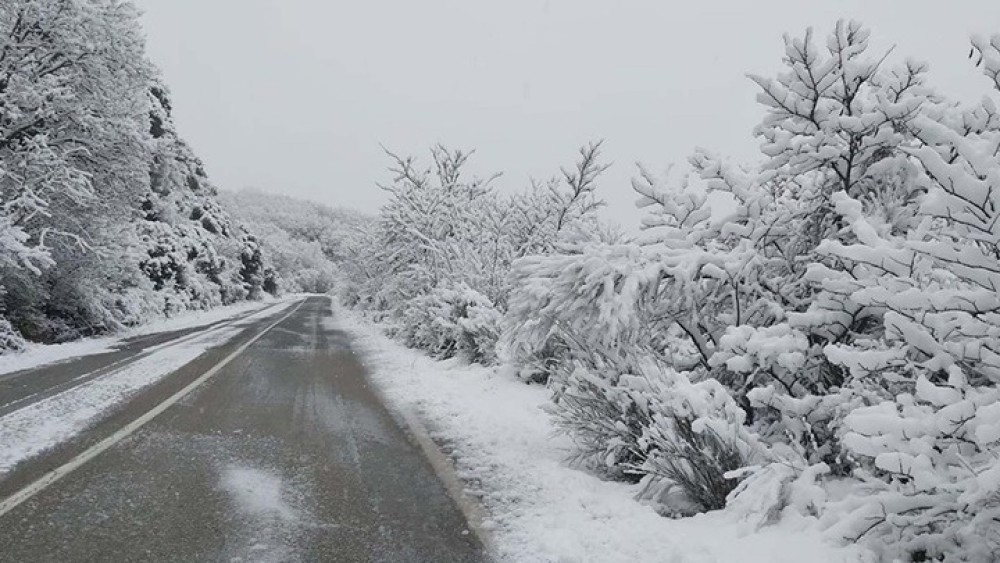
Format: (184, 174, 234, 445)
(333, 307, 877, 563)
(218, 463, 308, 563)
(0, 301, 298, 475)
(0, 295, 298, 377)
(219, 466, 299, 521)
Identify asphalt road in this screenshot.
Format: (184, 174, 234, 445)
(0, 296, 485, 562)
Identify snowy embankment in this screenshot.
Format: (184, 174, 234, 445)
(0, 299, 299, 475)
(334, 307, 876, 563)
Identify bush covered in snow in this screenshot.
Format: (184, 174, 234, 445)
(0, 317, 26, 354)
(391, 283, 503, 364)
(501, 21, 1000, 561)
(503, 239, 763, 511)
(343, 143, 608, 366)
(332, 19, 999, 562)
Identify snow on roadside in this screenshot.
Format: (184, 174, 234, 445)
(0, 295, 298, 376)
(333, 307, 876, 563)
(0, 301, 298, 475)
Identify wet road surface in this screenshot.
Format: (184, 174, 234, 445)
(0, 296, 485, 562)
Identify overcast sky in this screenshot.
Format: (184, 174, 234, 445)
(134, 1, 998, 226)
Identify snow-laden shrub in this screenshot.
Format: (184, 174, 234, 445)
(630, 371, 762, 513)
(549, 361, 651, 480)
(724, 462, 833, 531)
(503, 241, 697, 385)
(760, 32, 1000, 561)
(507, 335, 572, 385)
(0, 316, 26, 354)
(821, 376, 1000, 561)
(503, 226, 763, 510)
(549, 355, 761, 513)
(679, 24, 1000, 560)
(807, 183, 1000, 558)
(392, 283, 502, 365)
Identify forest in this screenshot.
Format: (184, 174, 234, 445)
(3, 1, 1000, 561)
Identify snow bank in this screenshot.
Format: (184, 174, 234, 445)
(333, 307, 875, 563)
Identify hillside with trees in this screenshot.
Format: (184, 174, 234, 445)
(0, 0, 276, 353)
(219, 188, 372, 294)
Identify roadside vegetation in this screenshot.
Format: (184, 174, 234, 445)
(338, 23, 1000, 562)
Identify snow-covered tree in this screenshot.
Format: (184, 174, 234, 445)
(0, 0, 156, 343)
(801, 33, 1000, 560)
(352, 143, 610, 364)
(0, 0, 276, 350)
(661, 23, 1000, 560)
(501, 25, 1000, 557)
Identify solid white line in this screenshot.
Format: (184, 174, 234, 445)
(0, 299, 305, 519)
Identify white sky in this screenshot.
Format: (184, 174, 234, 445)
(134, 1, 999, 226)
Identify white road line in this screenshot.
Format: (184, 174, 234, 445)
(0, 299, 306, 519)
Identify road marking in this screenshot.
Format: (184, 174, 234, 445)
(0, 299, 305, 519)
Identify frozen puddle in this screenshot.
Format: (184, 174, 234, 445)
(218, 465, 304, 563)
